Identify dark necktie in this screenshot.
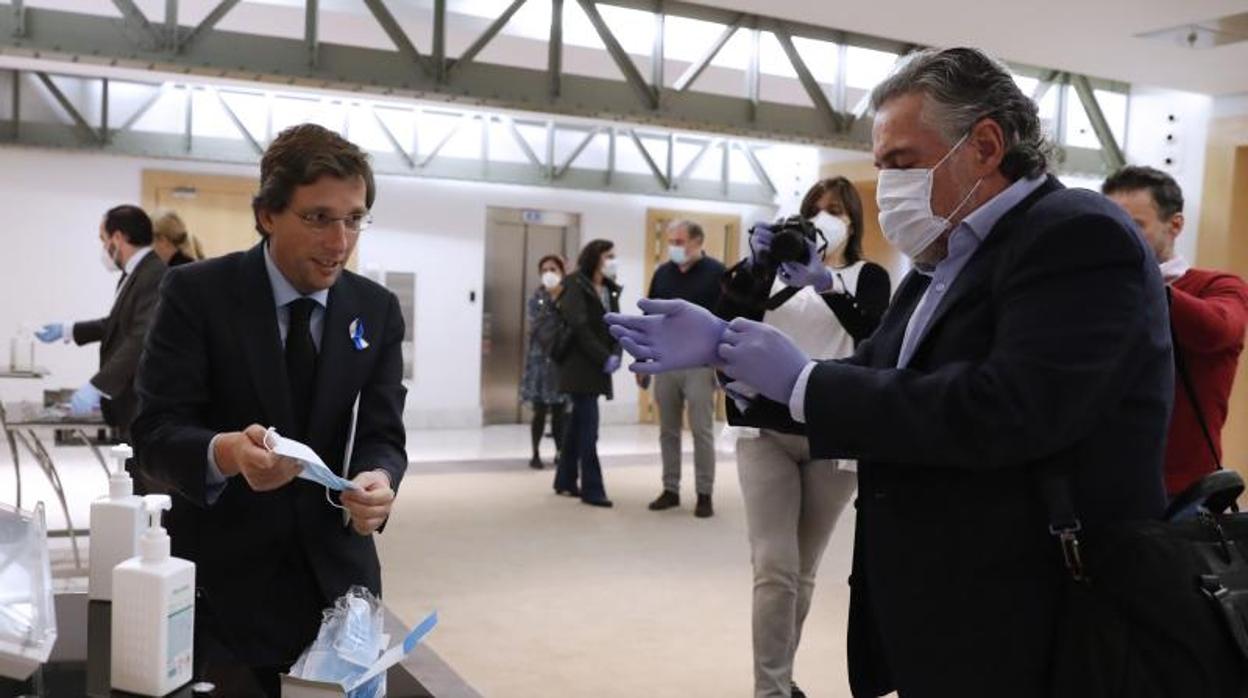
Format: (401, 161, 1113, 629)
(286, 298, 318, 439)
(116, 270, 128, 292)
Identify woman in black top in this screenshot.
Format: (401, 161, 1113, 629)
(553, 239, 622, 508)
(721, 177, 891, 698)
(151, 210, 204, 267)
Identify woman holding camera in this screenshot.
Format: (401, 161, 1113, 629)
(553, 239, 623, 508)
(721, 177, 891, 698)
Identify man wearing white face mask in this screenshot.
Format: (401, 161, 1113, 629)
(644, 220, 725, 518)
(36, 205, 166, 450)
(606, 47, 1171, 695)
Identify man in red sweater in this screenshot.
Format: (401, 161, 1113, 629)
(1104, 165, 1248, 495)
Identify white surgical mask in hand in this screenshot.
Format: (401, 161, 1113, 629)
(541, 271, 562, 290)
(876, 133, 982, 259)
(263, 427, 359, 493)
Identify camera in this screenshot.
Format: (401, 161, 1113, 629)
(719, 215, 827, 314)
(762, 215, 821, 267)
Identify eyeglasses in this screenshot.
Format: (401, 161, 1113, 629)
(294, 210, 373, 232)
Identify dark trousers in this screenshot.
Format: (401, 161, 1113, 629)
(531, 401, 566, 459)
(555, 393, 606, 501)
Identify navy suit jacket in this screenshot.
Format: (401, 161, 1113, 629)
(802, 177, 1172, 696)
(131, 242, 407, 667)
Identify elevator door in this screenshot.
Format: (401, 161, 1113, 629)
(481, 209, 578, 424)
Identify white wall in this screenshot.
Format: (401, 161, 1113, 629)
(0, 145, 785, 430)
(1123, 87, 1214, 263)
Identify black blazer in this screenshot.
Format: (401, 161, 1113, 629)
(802, 177, 1172, 696)
(73, 249, 167, 438)
(557, 271, 621, 398)
(131, 242, 408, 667)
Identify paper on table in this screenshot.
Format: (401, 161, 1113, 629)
(347, 611, 439, 691)
(263, 428, 360, 492)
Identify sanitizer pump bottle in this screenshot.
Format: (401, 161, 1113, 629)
(88, 444, 144, 601)
(111, 494, 196, 696)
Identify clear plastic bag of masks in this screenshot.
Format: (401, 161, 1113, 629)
(0, 501, 57, 681)
(288, 586, 387, 698)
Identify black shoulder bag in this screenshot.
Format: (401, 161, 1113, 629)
(1043, 324, 1248, 697)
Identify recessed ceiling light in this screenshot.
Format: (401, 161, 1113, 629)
(1137, 11, 1248, 49)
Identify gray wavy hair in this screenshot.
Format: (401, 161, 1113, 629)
(869, 47, 1051, 181)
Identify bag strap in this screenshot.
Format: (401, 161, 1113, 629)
(763, 285, 801, 311)
(1037, 467, 1087, 582)
(1171, 322, 1222, 470)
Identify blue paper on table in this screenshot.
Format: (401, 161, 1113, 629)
(347, 611, 439, 691)
(263, 428, 360, 492)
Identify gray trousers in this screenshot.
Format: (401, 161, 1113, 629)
(737, 430, 857, 698)
(653, 367, 717, 496)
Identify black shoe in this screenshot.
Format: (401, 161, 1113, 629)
(554, 486, 581, 497)
(790, 681, 807, 698)
(582, 497, 614, 508)
(648, 490, 680, 511)
(695, 494, 714, 518)
(529, 456, 544, 470)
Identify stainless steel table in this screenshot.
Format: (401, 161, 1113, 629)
(1, 594, 481, 697)
(0, 397, 112, 570)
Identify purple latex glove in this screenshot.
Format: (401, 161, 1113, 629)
(605, 298, 727, 375)
(778, 239, 833, 292)
(717, 318, 811, 404)
(603, 354, 622, 374)
(747, 222, 775, 268)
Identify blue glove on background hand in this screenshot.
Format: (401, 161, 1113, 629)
(605, 298, 727, 375)
(778, 239, 833, 292)
(717, 318, 811, 404)
(69, 382, 103, 416)
(748, 223, 774, 268)
(35, 323, 64, 343)
(603, 355, 622, 374)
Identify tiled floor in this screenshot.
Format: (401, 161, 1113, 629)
(3, 424, 860, 697)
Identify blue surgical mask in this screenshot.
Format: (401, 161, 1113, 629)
(668, 245, 688, 266)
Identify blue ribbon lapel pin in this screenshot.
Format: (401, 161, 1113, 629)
(349, 318, 370, 351)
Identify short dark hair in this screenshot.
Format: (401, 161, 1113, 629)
(1102, 165, 1184, 220)
(537, 254, 566, 274)
(577, 239, 614, 278)
(670, 220, 704, 242)
(870, 47, 1050, 181)
(252, 123, 376, 237)
(104, 205, 153, 246)
(799, 177, 865, 265)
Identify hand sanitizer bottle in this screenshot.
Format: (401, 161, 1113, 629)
(111, 495, 196, 696)
(88, 444, 144, 601)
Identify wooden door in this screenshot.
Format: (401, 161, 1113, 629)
(638, 209, 740, 424)
(141, 170, 358, 270)
(851, 178, 907, 286)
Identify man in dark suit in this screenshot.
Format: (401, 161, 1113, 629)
(36, 205, 166, 444)
(607, 47, 1170, 696)
(131, 124, 407, 694)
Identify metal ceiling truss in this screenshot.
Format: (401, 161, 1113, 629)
(0, 0, 1127, 173)
(0, 68, 778, 203)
